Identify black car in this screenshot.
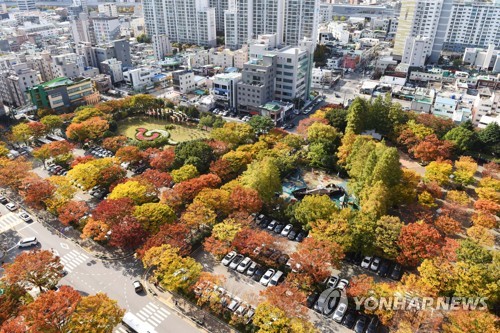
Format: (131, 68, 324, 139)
(353, 252, 364, 266)
(277, 254, 289, 266)
(134, 165, 148, 174)
(342, 311, 357, 329)
(354, 315, 368, 333)
(390, 264, 403, 280)
(273, 224, 285, 234)
(259, 218, 271, 229)
(0, 196, 8, 204)
(378, 260, 391, 278)
(366, 316, 380, 333)
(287, 229, 298, 240)
(252, 267, 266, 282)
(306, 292, 319, 308)
(295, 230, 307, 242)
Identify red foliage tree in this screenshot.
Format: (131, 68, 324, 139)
(474, 199, 500, 215)
(397, 128, 420, 152)
(419, 181, 443, 199)
(149, 148, 175, 171)
(57, 201, 88, 226)
(209, 159, 236, 182)
(296, 117, 328, 136)
(397, 222, 443, 267)
(290, 238, 344, 284)
(441, 237, 459, 262)
(137, 222, 191, 257)
(230, 186, 263, 214)
(96, 164, 126, 189)
(232, 227, 274, 256)
(205, 140, 230, 156)
(411, 134, 454, 162)
(259, 283, 307, 318)
(102, 135, 128, 152)
(203, 236, 232, 258)
(70, 155, 95, 168)
(109, 216, 149, 249)
(26, 121, 47, 139)
(136, 169, 173, 189)
(92, 198, 135, 226)
(45, 140, 74, 156)
(115, 146, 144, 164)
(346, 274, 375, 298)
(397, 203, 434, 224)
(163, 174, 221, 207)
(433, 214, 461, 236)
(415, 114, 455, 138)
(19, 176, 55, 209)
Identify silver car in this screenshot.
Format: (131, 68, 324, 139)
(259, 268, 275, 286)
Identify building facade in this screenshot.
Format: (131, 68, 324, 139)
(92, 16, 121, 45)
(283, 0, 319, 47)
(172, 70, 196, 94)
(212, 72, 241, 109)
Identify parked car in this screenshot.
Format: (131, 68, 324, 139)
(18, 237, 38, 248)
(277, 254, 289, 266)
(259, 217, 271, 229)
(236, 257, 252, 273)
(361, 256, 372, 269)
(332, 303, 348, 322)
(267, 220, 278, 231)
(354, 315, 368, 333)
(259, 269, 276, 286)
(390, 263, 403, 280)
(337, 279, 349, 290)
(221, 251, 237, 266)
(378, 260, 391, 277)
(229, 254, 245, 270)
(133, 280, 144, 293)
(268, 270, 284, 286)
(246, 262, 259, 277)
(366, 316, 380, 333)
(0, 196, 8, 204)
(252, 267, 266, 282)
(269, 250, 282, 263)
(5, 202, 18, 211)
(227, 297, 241, 312)
(255, 214, 266, 225)
(342, 311, 357, 329)
(326, 276, 339, 288)
(281, 224, 293, 237)
(18, 211, 33, 222)
(287, 229, 298, 240)
(244, 307, 255, 324)
(295, 230, 307, 242)
(306, 292, 320, 309)
(235, 302, 249, 316)
(273, 224, 285, 234)
(370, 257, 381, 272)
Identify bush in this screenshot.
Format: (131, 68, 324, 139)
(130, 136, 171, 149)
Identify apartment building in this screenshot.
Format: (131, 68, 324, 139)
(402, 36, 429, 67)
(92, 15, 121, 45)
(172, 70, 196, 94)
(51, 53, 85, 79)
(0, 63, 39, 108)
(100, 58, 124, 83)
(462, 44, 500, 73)
(236, 55, 276, 112)
(283, 0, 319, 47)
(152, 34, 172, 61)
(210, 0, 229, 34)
(143, 0, 216, 47)
(93, 40, 132, 72)
(17, 0, 35, 11)
(123, 67, 160, 90)
(212, 72, 241, 109)
(98, 3, 118, 17)
(28, 77, 98, 112)
(472, 88, 500, 126)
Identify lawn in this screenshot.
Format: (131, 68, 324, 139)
(117, 117, 209, 143)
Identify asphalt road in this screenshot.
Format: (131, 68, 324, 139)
(0, 204, 200, 333)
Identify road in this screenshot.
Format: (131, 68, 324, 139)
(0, 204, 200, 333)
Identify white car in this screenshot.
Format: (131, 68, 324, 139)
(18, 211, 33, 222)
(229, 254, 244, 270)
(227, 296, 241, 312)
(18, 237, 38, 248)
(221, 251, 237, 266)
(332, 303, 348, 322)
(337, 279, 349, 290)
(259, 269, 275, 286)
(236, 257, 252, 273)
(5, 202, 18, 211)
(280, 224, 293, 237)
(370, 257, 381, 272)
(361, 256, 372, 269)
(326, 275, 339, 288)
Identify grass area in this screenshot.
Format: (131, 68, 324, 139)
(117, 117, 209, 143)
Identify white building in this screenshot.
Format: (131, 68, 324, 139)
(432, 94, 459, 119)
(402, 36, 429, 67)
(92, 16, 121, 45)
(17, 0, 35, 11)
(327, 22, 350, 44)
(233, 45, 248, 69)
(152, 34, 172, 61)
(210, 0, 229, 34)
(473, 88, 500, 127)
(143, 0, 217, 47)
(123, 67, 160, 90)
(283, 0, 319, 47)
(462, 45, 500, 73)
(311, 68, 334, 89)
(212, 72, 241, 109)
(98, 3, 118, 17)
(101, 58, 124, 83)
(172, 70, 196, 94)
(70, 13, 93, 44)
(0, 63, 40, 108)
(209, 48, 234, 68)
(51, 53, 85, 79)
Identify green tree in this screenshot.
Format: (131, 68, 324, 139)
(248, 115, 275, 134)
(41, 115, 63, 134)
(142, 244, 202, 292)
(360, 181, 390, 219)
(294, 195, 338, 228)
(11, 123, 33, 144)
(306, 122, 340, 145)
(241, 157, 281, 202)
(171, 164, 199, 183)
(346, 97, 369, 134)
(456, 239, 492, 264)
(374, 215, 403, 259)
(478, 122, 500, 155)
(211, 122, 255, 148)
(67, 293, 124, 333)
(325, 108, 348, 132)
(443, 126, 477, 153)
(370, 147, 402, 189)
(174, 140, 214, 173)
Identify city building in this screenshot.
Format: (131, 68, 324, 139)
(462, 45, 500, 73)
(210, 0, 228, 34)
(237, 56, 275, 113)
(283, 0, 319, 46)
(93, 39, 132, 71)
(212, 72, 241, 109)
(91, 74, 113, 93)
(98, 3, 118, 17)
(0, 63, 39, 108)
(51, 53, 85, 79)
(70, 13, 94, 44)
(472, 88, 500, 126)
(28, 77, 99, 112)
(143, 0, 217, 47)
(123, 67, 160, 90)
(172, 70, 196, 94)
(152, 34, 172, 61)
(401, 36, 429, 67)
(92, 15, 121, 45)
(17, 0, 36, 11)
(101, 58, 124, 83)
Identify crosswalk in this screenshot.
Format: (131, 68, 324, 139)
(0, 213, 23, 233)
(114, 302, 171, 332)
(59, 249, 89, 273)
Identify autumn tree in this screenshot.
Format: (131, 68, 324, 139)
(397, 222, 443, 267)
(346, 274, 375, 298)
(230, 185, 263, 214)
(374, 215, 403, 259)
(108, 180, 156, 205)
(11, 123, 33, 144)
(135, 169, 172, 189)
(0, 157, 32, 190)
(20, 285, 81, 332)
(203, 219, 242, 257)
(81, 218, 110, 241)
(92, 198, 135, 226)
(466, 226, 494, 246)
(290, 237, 344, 284)
(115, 145, 144, 164)
(66, 117, 109, 142)
(259, 283, 307, 319)
(309, 209, 352, 249)
(210, 122, 255, 148)
(171, 164, 199, 183)
(163, 173, 222, 208)
(453, 156, 477, 186)
(248, 115, 275, 134)
(148, 148, 175, 171)
(346, 97, 369, 134)
(434, 214, 461, 235)
(67, 293, 124, 333)
(411, 134, 453, 163)
(137, 222, 191, 258)
(57, 200, 88, 226)
(142, 244, 202, 292)
(3, 250, 64, 292)
(293, 195, 338, 227)
(102, 136, 128, 152)
(232, 227, 274, 256)
(109, 216, 149, 249)
(0, 282, 26, 325)
(19, 175, 55, 209)
(181, 201, 217, 231)
(443, 310, 498, 333)
(424, 160, 453, 185)
(173, 140, 215, 173)
(67, 157, 116, 190)
(41, 115, 63, 134)
(133, 202, 175, 233)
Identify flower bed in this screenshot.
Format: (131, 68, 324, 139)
(135, 127, 170, 141)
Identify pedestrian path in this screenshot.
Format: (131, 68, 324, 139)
(0, 213, 22, 233)
(135, 302, 171, 327)
(59, 249, 89, 273)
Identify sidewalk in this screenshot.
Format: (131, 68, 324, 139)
(143, 269, 237, 333)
